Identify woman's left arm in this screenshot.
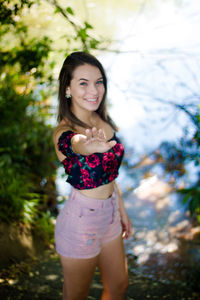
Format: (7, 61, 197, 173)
(115, 182, 133, 240)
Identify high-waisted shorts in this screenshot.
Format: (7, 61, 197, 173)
(55, 186, 122, 259)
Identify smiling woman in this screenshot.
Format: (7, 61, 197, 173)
(57, 52, 116, 131)
(53, 51, 132, 300)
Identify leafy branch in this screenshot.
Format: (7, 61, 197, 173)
(49, 0, 101, 52)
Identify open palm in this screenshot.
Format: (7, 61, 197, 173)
(81, 127, 116, 154)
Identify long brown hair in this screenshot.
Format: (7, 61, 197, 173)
(57, 51, 117, 131)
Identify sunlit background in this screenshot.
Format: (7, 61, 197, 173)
(1, 0, 200, 298)
(53, 0, 200, 282)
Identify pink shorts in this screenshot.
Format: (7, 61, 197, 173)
(55, 186, 122, 259)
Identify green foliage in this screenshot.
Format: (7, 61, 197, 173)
(23, 197, 40, 223)
(0, 0, 35, 26)
(179, 186, 200, 216)
(75, 21, 100, 52)
(0, 0, 102, 244)
(0, 77, 56, 223)
(0, 166, 30, 222)
(0, 1, 56, 230)
(34, 211, 55, 245)
(1, 36, 52, 77)
(53, 1, 101, 53)
(178, 181, 200, 224)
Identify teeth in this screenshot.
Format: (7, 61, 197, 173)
(86, 99, 97, 102)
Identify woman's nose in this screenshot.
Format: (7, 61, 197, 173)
(88, 84, 98, 95)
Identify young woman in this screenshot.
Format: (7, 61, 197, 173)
(53, 51, 132, 300)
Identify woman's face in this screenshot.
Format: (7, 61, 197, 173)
(67, 63, 105, 114)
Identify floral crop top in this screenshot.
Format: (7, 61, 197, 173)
(57, 130, 124, 190)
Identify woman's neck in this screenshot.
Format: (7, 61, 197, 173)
(71, 107, 98, 128)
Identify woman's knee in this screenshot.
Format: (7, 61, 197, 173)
(63, 283, 89, 300)
(107, 274, 129, 295)
(119, 274, 129, 293)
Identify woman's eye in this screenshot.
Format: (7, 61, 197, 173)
(80, 82, 87, 86)
(97, 80, 103, 85)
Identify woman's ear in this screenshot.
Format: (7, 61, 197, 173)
(66, 86, 70, 93)
(65, 87, 71, 99)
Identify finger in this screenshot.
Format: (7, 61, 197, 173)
(78, 134, 87, 142)
(122, 231, 126, 239)
(122, 222, 132, 240)
(98, 129, 105, 140)
(126, 223, 133, 239)
(121, 224, 127, 239)
(85, 129, 92, 140)
(92, 127, 98, 137)
(124, 230, 130, 240)
(107, 140, 116, 149)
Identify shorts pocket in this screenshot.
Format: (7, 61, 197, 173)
(81, 207, 100, 217)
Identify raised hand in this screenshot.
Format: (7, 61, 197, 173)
(79, 127, 116, 154)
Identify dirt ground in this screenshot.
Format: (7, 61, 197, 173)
(0, 249, 199, 300)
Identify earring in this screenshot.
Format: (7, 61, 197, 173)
(65, 94, 71, 99)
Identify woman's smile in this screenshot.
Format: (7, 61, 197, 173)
(84, 97, 99, 103)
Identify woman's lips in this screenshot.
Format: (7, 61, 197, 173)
(84, 98, 98, 103)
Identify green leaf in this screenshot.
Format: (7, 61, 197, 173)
(54, 7, 62, 14)
(78, 28, 87, 41)
(66, 6, 74, 15)
(84, 21, 93, 29)
(90, 39, 100, 49)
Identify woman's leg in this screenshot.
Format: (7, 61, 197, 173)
(98, 235, 129, 300)
(60, 254, 98, 300)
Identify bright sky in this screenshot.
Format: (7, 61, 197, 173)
(100, 0, 200, 151)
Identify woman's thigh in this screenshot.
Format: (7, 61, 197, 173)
(60, 254, 98, 300)
(97, 235, 129, 293)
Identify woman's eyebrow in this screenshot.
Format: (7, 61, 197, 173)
(78, 78, 89, 81)
(78, 77, 103, 81)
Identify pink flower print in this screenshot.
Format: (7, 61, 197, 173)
(109, 173, 117, 182)
(63, 156, 79, 174)
(62, 139, 68, 150)
(81, 169, 95, 187)
(63, 159, 73, 174)
(86, 154, 100, 168)
(113, 143, 124, 156)
(102, 152, 118, 172)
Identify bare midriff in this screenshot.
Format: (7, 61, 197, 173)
(78, 181, 115, 200)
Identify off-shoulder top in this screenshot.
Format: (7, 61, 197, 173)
(57, 130, 124, 190)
